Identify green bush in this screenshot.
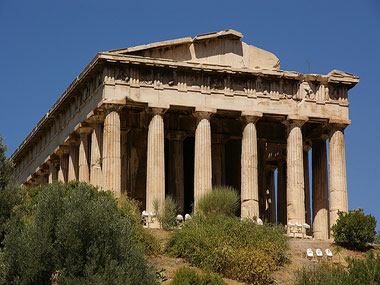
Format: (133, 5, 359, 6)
(154, 196, 178, 230)
(1, 182, 157, 284)
(332, 209, 377, 251)
(165, 215, 288, 284)
(170, 267, 226, 285)
(295, 253, 380, 285)
(118, 196, 161, 255)
(196, 186, 239, 217)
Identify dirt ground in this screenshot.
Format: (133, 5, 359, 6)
(146, 229, 380, 285)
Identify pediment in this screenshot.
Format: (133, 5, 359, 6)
(109, 30, 280, 70)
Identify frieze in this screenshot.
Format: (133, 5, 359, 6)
(108, 64, 351, 104)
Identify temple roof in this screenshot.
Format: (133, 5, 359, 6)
(108, 29, 281, 70)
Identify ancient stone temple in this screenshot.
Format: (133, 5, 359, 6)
(11, 30, 359, 239)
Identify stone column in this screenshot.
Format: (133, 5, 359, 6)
(193, 111, 212, 208)
(103, 106, 121, 197)
(48, 158, 59, 183)
(78, 127, 92, 183)
(241, 115, 259, 219)
(312, 139, 329, 240)
(168, 131, 185, 214)
(68, 139, 79, 182)
(146, 108, 166, 226)
(277, 161, 287, 225)
(57, 146, 69, 183)
(303, 146, 311, 226)
(329, 124, 348, 229)
(212, 134, 226, 186)
(90, 115, 104, 189)
(286, 119, 306, 227)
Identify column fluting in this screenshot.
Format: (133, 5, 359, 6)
(194, 112, 212, 208)
(312, 139, 329, 240)
(286, 120, 306, 226)
(241, 116, 259, 219)
(103, 106, 121, 197)
(329, 125, 348, 228)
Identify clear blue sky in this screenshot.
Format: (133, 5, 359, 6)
(1, 1, 379, 227)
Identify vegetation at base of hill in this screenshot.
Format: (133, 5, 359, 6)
(170, 267, 226, 285)
(295, 253, 380, 285)
(165, 187, 288, 284)
(0, 182, 159, 285)
(196, 186, 239, 217)
(332, 208, 377, 251)
(153, 196, 178, 231)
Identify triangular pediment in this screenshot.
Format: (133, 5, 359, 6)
(109, 30, 280, 70)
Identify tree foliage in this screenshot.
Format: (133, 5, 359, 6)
(332, 209, 377, 251)
(1, 182, 157, 285)
(0, 136, 13, 190)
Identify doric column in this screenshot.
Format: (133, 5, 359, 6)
(168, 131, 186, 214)
(312, 138, 329, 240)
(303, 145, 311, 226)
(78, 126, 92, 183)
(68, 138, 80, 182)
(286, 118, 306, 227)
(103, 105, 121, 197)
(146, 108, 166, 226)
(90, 115, 104, 189)
(329, 124, 348, 228)
(212, 134, 226, 186)
(48, 157, 59, 183)
(277, 160, 287, 225)
(57, 146, 69, 183)
(193, 111, 213, 207)
(241, 115, 260, 219)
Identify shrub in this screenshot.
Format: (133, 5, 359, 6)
(154, 196, 178, 230)
(170, 267, 226, 285)
(196, 186, 239, 217)
(332, 208, 377, 250)
(118, 197, 161, 255)
(295, 253, 380, 285)
(295, 262, 348, 285)
(1, 182, 157, 284)
(166, 215, 288, 284)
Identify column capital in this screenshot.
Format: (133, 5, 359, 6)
(87, 113, 104, 124)
(329, 123, 347, 135)
(102, 103, 122, 115)
(241, 111, 263, 124)
(283, 115, 308, 128)
(148, 107, 167, 115)
(56, 145, 69, 156)
(193, 110, 214, 120)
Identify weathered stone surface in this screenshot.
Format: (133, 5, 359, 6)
(329, 125, 348, 229)
(146, 108, 165, 228)
(103, 107, 121, 196)
(286, 120, 306, 226)
(90, 121, 104, 189)
(194, 112, 212, 208)
(10, 30, 359, 240)
(78, 127, 91, 183)
(312, 139, 329, 240)
(241, 116, 259, 219)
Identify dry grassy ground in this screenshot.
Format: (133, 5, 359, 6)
(146, 229, 380, 284)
